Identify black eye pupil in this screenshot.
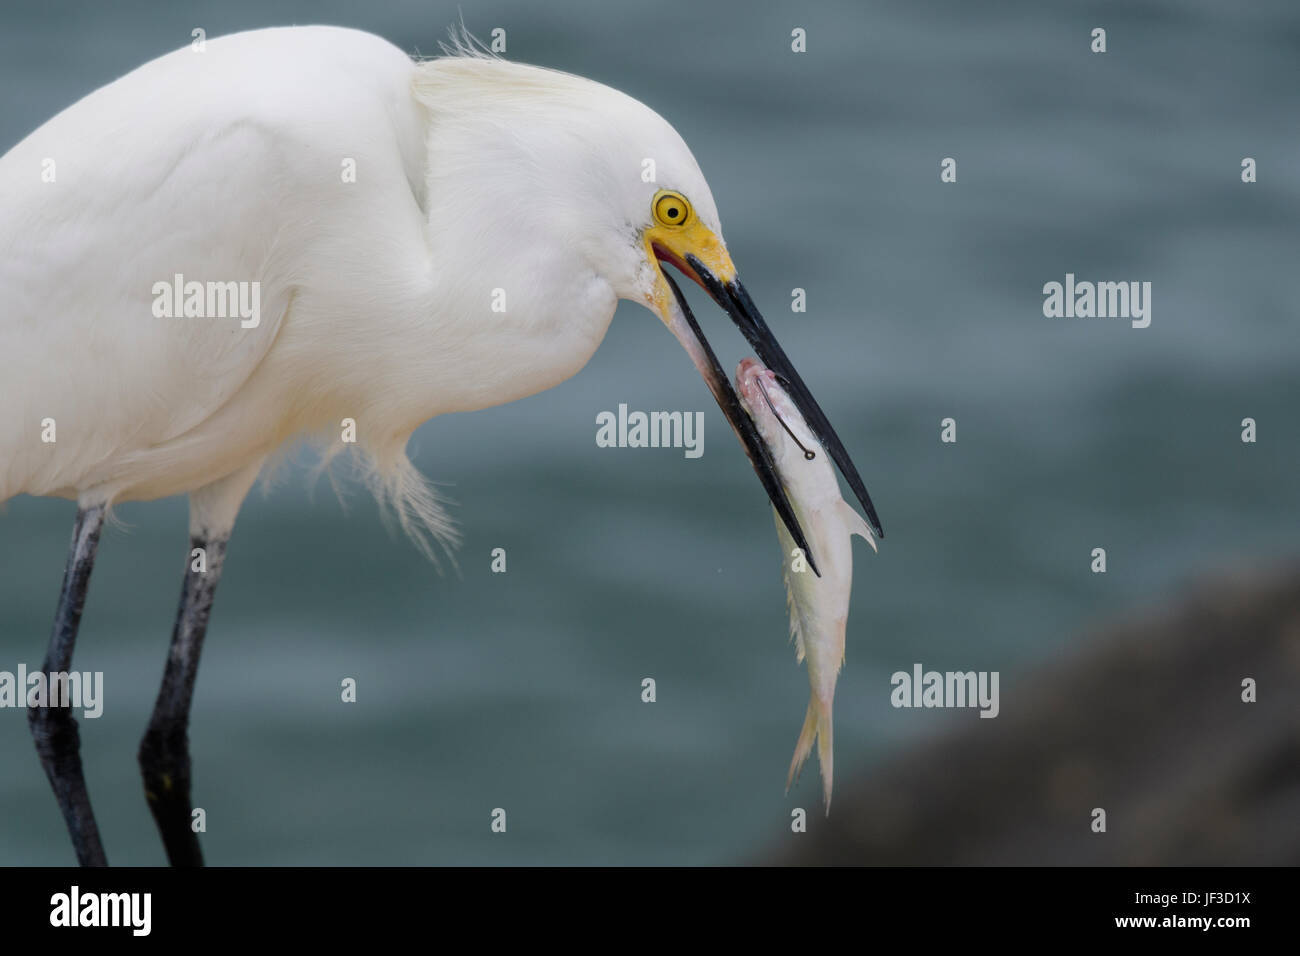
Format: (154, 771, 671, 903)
(668, 207, 679, 218)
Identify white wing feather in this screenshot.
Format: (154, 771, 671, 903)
(0, 27, 428, 503)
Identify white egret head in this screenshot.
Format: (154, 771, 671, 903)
(414, 51, 731, 305)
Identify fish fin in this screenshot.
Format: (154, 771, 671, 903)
(781, 556, 807, 663)
(838, 500, 878, 552)
(786, 698, 835, 815)
(785, 701, 817, 794)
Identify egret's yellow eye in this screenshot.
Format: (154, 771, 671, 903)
(653, 190, 691, 228)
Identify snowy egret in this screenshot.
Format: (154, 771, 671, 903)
(0, 26, 882, 865)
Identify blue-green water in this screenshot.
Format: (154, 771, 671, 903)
(1, 0, 1297, 864)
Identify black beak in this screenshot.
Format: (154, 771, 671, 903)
(684, 253, 884, 541)
(662, 272, 823, 576)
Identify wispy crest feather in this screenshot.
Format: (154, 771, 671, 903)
(434, 19, 499, 60)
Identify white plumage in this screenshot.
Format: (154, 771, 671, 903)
(0, 25, 719, 551)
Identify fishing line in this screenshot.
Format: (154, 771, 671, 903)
(757, 378, 816, 460)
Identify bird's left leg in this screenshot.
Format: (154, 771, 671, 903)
(29, 502, 109, 866)
(138, 458, 263, 866)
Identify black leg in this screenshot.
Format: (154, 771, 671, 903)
(28, 504, 108, 867)
(138, 534, 227, 867)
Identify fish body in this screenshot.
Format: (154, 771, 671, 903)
(735, 358, 877, 812)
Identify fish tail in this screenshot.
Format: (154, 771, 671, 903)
(816, 703, 834, 815)
(786, 697, 835, 813)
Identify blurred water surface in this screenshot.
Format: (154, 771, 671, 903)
(0, 0, 1296, 863)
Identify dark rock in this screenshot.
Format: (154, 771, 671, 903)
(770, 564, 1300, 865)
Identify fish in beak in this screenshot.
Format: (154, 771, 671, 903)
(652, 251, 884, 577)
(686, 255, 883, 535)
(658, 271, 820, 574)
(642, 194, 883, 572)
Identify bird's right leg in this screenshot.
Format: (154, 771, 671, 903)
(138, 458, 263, 866)
(28, 502, 109, 867)
(138, 530, 228, 866)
